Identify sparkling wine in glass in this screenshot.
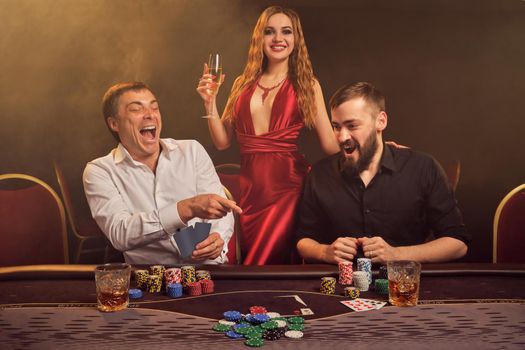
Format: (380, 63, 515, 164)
(203, 53, 222, 118)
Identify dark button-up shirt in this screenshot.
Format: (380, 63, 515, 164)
(297, 144, 469, 251)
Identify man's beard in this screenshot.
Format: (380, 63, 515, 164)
(341, 131, 379, 178)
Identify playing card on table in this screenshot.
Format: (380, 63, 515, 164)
(300, 308, 314, 315)
(359, 298, 387, 310)
(340, 299, 376, 312)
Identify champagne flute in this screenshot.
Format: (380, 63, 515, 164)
(202, 53, 222, 119)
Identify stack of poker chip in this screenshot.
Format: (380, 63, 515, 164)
(196, 270, 211, 281)
(374, 279, 389, 295)
(147, 274, 162, 293)
(167, 283, 183, 298)
(338, 261, 353, 285)
(134, 269, 150, 290)
(150, 265, 166, 280)
(200, 279, 215, 294)
(129, 288, 143, 299)
(379, 265, 388, 280)
(213, 306, 306, 346)
(187, 281, 202, 296)
(344, 286, 360, 299)
(133, 265, 215, 298)
(357, 258, 373, 285)
(352, 271, 369, 291)
(164, 267, 181, 288)
(320, 277, 337, 295)
(181, 266, 196, 288)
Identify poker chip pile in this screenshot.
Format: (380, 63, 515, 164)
(352, 271, 369, 292)
(374, 279, 388, 295)
(344, 286, 360, 299)
(357, 258, 373, 284)
(320, 260, 390, 299)
(338, 262, 353, 285)
(320, 277, 337, 295)
(374, 265, 389, 295)
(130, 265, 214, 299)
(212, 306, 306, 347)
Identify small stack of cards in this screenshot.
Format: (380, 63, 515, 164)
(340, 298, 387, 312)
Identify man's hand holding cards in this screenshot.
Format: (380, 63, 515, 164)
(175, 222, 223, 260)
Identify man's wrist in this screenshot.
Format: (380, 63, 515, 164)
(392, 246, 405, 261)
(177, 198, 193, 224)
(318, 244, 330, 263)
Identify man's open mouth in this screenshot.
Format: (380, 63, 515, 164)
(140, 125, 156, 140)
(342, 140, 357, 154)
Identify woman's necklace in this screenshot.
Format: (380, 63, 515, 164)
(256, 76, 287, 105)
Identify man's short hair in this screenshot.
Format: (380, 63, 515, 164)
(329, 82, 386, 114)
(102, 82, 151, 142)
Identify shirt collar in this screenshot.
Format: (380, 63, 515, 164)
(159, 138, 177, 160)
(113, 139, 177, 165)
(379, 143, 397, 173)
(114, 143, 131, 164)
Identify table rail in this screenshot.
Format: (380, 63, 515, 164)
(1, 263, 525, 281)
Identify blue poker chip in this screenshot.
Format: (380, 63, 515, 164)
(225, 330, 244, 339)
(224, 311, 242, 322)
(233, 323, 250, 330)
(252, 314, 270, 324)
(244, 314, 255, 323)
(129, 288, 143, 299)
(167, 283, 183, 298)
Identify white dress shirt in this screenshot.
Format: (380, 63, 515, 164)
(83, 138, 233, 264)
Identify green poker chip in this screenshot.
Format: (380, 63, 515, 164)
(235, 326, 255, 335)
(260, 320, 278, 330)
(245, 337, 264, 347)
(288, 323, 304, 331)
(287, 316, 304, 324)
(245, 329, 263, 339)
(213, 323, 231, 332)
(375, 279, 389, 295)
(246, 325, 263, 334)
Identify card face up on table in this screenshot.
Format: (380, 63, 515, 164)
(175, 222, 211, 258)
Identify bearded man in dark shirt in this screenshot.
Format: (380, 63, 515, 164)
(296, 82, 469, 264)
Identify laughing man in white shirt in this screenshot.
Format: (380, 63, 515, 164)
(83, 82, 241, 264)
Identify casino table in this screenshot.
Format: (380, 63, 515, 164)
(1, 263, 524, 350)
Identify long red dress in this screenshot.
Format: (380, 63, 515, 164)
(234, 79, 310, 265)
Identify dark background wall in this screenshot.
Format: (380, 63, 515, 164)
(1, 0, 524, 263)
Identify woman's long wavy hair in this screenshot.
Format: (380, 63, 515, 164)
(223, 6, 317, 128)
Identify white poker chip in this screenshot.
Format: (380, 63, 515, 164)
(275, 320, 288, 327)
(218, 319, 236, 326)
(352, 271, 368, 278)
(285, 330, 304, 339)
(266, 312, 281, 318)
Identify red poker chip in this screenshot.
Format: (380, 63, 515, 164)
(188, 282, 202, 296)
(249, 306, 268, 315)
(200, 279, 215, 294)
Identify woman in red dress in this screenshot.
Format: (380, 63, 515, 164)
(197, 6, 339, 265)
